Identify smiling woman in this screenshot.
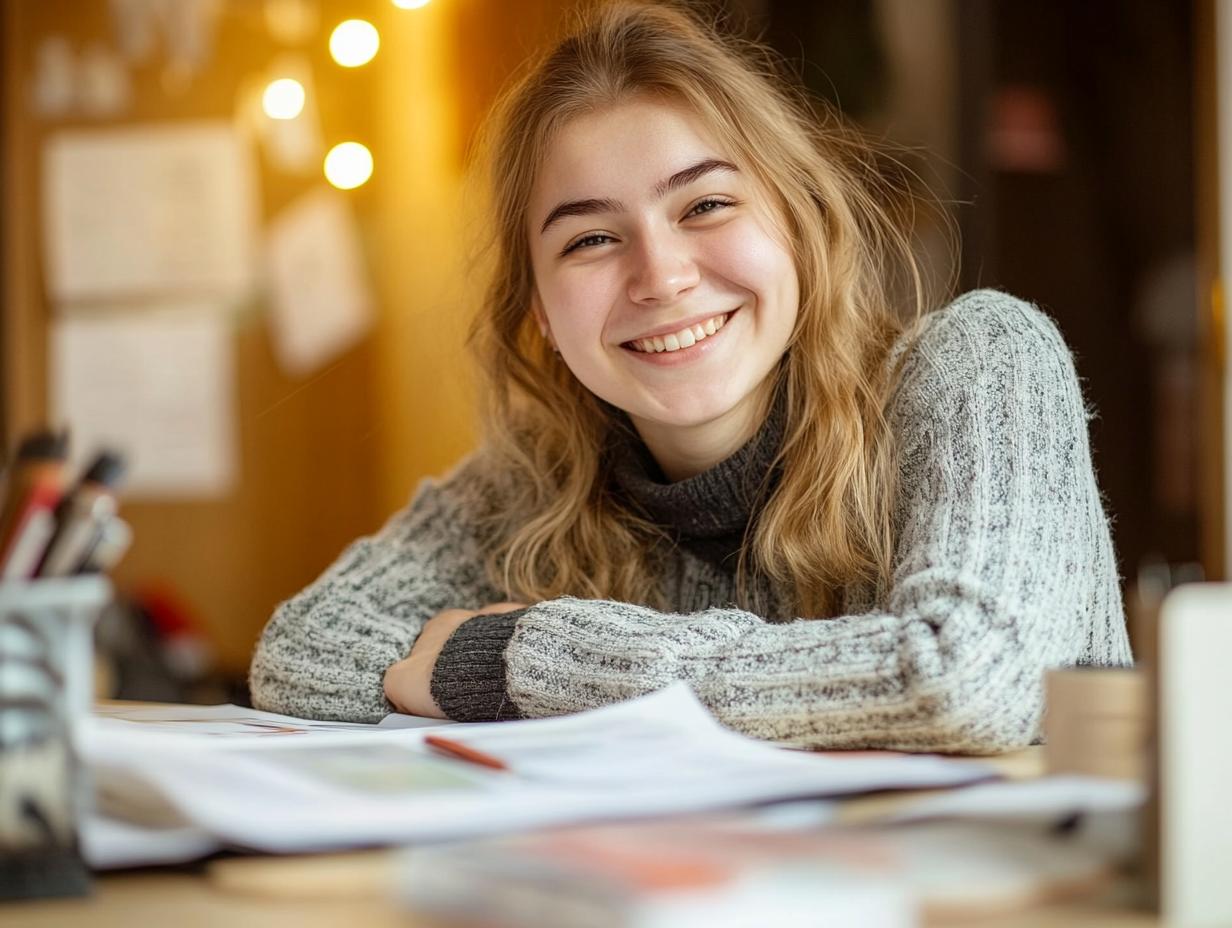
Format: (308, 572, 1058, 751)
(527, 98, 800, 481)
(249, 0, 1132, 753)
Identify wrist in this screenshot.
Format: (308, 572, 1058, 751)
(430, 608, 527, 722)
(383, 652, 441, 717)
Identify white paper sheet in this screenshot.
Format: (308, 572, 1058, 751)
(42, 122, 258, 302)
(80, 684, 999, 855)
(93, 701, 452, 737)
(50, 309, 237, 498)
(80, 815, 219, 870)
(877, 775, 1145, 825)
(265, 187, 373, 376)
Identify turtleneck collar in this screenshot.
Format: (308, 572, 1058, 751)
(603, 387, 788, 570)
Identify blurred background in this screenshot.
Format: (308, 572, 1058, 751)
(0, 0, 1222, 704)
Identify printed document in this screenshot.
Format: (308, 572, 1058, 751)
(83, 684, 996, 858)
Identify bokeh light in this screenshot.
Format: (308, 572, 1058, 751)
(329, 20, 379, 68)
(324, 142, 373, 190)
(262, 78, 305, 120)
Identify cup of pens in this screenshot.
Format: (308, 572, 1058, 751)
(0, 430, 129, 900)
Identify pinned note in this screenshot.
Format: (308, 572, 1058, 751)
(265, 188, 373, 376)
(42, 122, 259, 303)
(50, 309, 237, 498)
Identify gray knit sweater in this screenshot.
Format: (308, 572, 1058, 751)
(249, 290, 1132, 753)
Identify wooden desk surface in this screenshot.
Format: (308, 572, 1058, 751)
(7, 743, 1160, 927)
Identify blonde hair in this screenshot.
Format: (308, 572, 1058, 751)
(463, 0, 952, 617)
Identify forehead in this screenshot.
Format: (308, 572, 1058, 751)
(531, 98, 731, 202)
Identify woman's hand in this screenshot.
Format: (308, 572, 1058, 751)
(383, 602, 527, 718)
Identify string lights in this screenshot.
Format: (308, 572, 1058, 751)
(263, 1, 432, 190)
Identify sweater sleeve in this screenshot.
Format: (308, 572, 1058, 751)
(432, 291, 1132, 753)
(248, 453, 508, 722)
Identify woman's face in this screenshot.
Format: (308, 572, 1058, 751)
(526, 97, 799, 449)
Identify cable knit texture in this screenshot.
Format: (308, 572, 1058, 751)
(250, 290, 1132, 753)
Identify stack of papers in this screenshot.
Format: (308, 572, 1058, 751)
(80, 684, 999, 867)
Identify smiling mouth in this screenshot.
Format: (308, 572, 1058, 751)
(622, 310, 734, 354)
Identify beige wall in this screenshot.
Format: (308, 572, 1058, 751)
(0, 1, 570, 675)
(371, 1, 568, 513)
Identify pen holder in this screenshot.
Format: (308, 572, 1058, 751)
(0, 576, 111, 901)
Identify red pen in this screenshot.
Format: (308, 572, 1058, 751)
(0, 430, 69, 580)
(424, 734, 509, 772)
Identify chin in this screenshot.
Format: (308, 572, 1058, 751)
(635, 395, 745, 431)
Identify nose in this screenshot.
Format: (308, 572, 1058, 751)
(626, 228, 700, 305)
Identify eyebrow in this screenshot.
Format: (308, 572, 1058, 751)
(538, 158, 740, 236)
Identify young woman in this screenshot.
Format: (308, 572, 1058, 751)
(250, 1, 1131, 752)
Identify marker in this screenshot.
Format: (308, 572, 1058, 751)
(77, 517, 132, 575)
(36, 450, 126, 578)
(0, 430, 69, 580)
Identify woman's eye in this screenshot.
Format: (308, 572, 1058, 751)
(686, 197, 733, 217)
(561, 233, 613, 256)
(556, 199, 729, 257)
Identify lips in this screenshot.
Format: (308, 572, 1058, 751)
(622, 309, 736, 354)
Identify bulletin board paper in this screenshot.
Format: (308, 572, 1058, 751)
(42, 122, 259, 303)
(265, 187, 373, 377)
(50, 308, 237, 498)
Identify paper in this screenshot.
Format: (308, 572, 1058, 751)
(31, 37, 76, 117)
(877, 774, 1145, 826)
(403, 824, 911, 928)
(265, 188, 373, 376)
(235, 53, 324, 175)
(93, 701, 452, 737)
(109, 0, 221, 87)
(80, 684, 998, 855)
(42, 122, 258, 302)
(50, 309, 237, 498)
(78, 42, 133, 117)
(80, 815, 218, 870)
(263, 0, 319, 44)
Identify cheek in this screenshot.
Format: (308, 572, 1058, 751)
(541, 272, 620, 345)
(705, 218, 797, 296)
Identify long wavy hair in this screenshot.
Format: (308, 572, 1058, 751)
(462, 0, 952, 618)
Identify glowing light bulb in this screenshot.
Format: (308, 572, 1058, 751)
(324, 142, 373, 189)
(392, 0, 432, 8)
(329, 19, 379, 67)
(262, 78, 306, 120)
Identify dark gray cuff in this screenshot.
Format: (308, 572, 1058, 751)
(430, 609, 527, 721)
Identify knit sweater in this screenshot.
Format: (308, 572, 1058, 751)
(249, 289, 1132, 753)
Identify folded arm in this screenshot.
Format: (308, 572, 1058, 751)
(249, 456, 507, 722)
(430, 295, 1131, 752)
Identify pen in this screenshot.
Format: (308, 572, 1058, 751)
(424, 734, 509, 772)
(77, 517, 132, 574)
(37, 449, 127, 578)
(0, 430, 69, 580)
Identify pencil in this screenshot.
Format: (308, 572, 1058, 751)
(423, 734, 509, 772)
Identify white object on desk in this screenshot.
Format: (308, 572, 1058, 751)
(80, 684, 998, 857)
(1159, 583, 1232, 928)
(92, 701, 449, 738)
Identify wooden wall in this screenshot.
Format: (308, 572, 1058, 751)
(1, 0, 568, 676)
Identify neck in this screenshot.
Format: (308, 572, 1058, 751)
(630, 381, 779, 482)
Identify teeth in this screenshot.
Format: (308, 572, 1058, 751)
(630, 312, 730, 354)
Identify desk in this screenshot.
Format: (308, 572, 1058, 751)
(7, 746, 1160, 927)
